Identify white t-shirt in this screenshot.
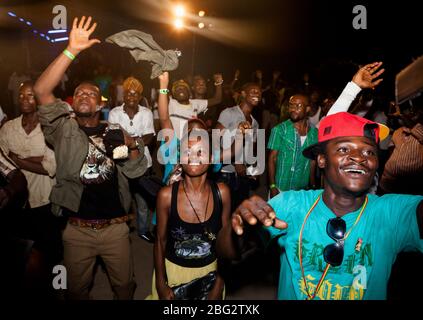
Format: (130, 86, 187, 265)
(217, 105, 259, 173)
(168, 98, 208, 139)
(0, 116, 56, 208)
(0, 106, 6, 123)
(108, 104, 155, 168)
(308, 106, 321, 127)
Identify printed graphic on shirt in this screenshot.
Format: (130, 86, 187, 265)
(0, 149, 14, 178)
(80, 136, 114, 184)
(171, 226, 213, 260)
(295, 238, 373, 300)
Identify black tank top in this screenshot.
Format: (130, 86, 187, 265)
(165, 180, 222, 268)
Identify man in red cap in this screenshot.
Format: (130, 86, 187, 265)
(217, 111, 423, 300)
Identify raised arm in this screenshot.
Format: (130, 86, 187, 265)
(34, 16, 100, 105)
(158, 72, 173, 131)
(327, 62, 385, 116)
(207, 74, 223, 107)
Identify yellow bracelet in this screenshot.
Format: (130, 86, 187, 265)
(63, 49, 76, 61)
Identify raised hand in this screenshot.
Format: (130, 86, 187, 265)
(231, 195, 287, 235)
(68, 16, 101, 55)
(237, 120, 252, 134)
(352, 62, 385, 89)
(213, 73, 223, 84)
(158, 72, 169, 87)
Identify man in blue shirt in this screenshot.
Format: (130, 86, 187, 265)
(217, 111, 423, 300)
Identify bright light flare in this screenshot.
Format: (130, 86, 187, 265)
(198, 10, 205, 17)
(173, 18, 184, 29)
(174, 5, 185, 17)
(198, 22, 205, 29)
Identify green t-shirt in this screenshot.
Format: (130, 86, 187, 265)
(264, 189, 423, 300)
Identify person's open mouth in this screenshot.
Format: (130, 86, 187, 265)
(341, 166, 368, 177)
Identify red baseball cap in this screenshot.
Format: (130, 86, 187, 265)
(303, 112, 390, 159)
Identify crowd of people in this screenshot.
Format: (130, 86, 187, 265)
(1, 16, 422, 301)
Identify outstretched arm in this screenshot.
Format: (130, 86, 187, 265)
(34, 16, 101, 105)
(207, 74, 223, 107)
(216, 195, 288, 260)
(327, 62, 385, 117)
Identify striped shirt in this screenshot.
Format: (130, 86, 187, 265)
(380, 123, 423, 194)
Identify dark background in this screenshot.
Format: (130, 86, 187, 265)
(0, 0, 421, 114)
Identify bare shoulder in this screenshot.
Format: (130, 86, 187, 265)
(157, 185, 173, 205)
(217, 182, 230, 200)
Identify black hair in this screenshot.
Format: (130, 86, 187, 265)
(290, 89, 311, 106)
(19, 80, 35, 89)
(241, 82, 261, 92)
(75, 81, 101, 92)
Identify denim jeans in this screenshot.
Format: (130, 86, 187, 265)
(134, 192, 152, 236)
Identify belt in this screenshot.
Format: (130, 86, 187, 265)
(68, 215, 129, 230)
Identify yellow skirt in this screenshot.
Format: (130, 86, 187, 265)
(145, 259, 225, 300)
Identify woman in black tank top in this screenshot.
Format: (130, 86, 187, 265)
(149, 123, 231, 300)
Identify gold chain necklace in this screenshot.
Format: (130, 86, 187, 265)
(298, 194, 368, 300)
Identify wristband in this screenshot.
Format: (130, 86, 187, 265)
(63, 49, 76, 61)
(270, 183, 277, 189)
(159, 88, 169, 94)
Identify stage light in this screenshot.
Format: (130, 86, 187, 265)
(39, 33, 45, 38)
(8, 12, 17, 17)
(198, 22, 205, 29)
(198, 10, 205, 17)
(33, 30, 38, 34)
(48, 29, 67, 34)
(19, 18, 24, 22)
(174, 18, 184, 29)
(53, 37, 69, 42)
(174, 5, 185, 17)
(26, 21, 32, 26)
